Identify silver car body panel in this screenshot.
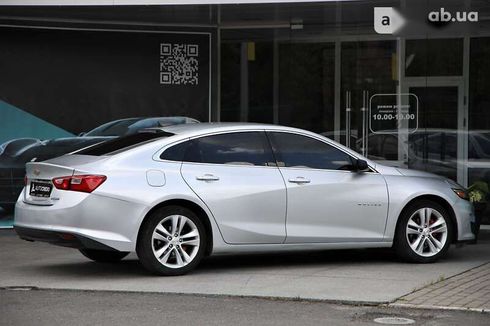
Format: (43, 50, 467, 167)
(280, 167, 389, 243)
(15, 123, 476, 255)
(181, 162, 287, 244)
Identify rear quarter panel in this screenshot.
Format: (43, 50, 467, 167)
(88, 153, 226, 252)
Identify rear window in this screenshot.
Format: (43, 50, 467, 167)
(160, 141, 190, 161)
(75, 131, 173, 156)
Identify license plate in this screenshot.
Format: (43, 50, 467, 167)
(29, 181, 53, 198)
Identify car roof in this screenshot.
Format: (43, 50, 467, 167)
(104, 122, 372, 167)
(156, 122, 308, 137)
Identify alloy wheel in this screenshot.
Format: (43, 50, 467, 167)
(406, 207, 448, 257)
(151, 214, 200, 269)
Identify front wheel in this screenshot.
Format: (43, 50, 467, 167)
(136, 206, 206, 276)
(394, 200, 453, 263)
(79, 249, 129, 263)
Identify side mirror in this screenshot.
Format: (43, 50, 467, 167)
(78, 132, 86, 137)
(354, 159, 369, 172)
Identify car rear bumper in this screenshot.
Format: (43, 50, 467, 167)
(14, 225, 119, 251)
(14, 189, 147, 252)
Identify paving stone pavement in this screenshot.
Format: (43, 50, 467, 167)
(392, 262, 490, 312)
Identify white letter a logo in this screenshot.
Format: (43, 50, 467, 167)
(374, 7, 405, 34)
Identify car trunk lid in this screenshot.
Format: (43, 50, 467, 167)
(24, 155, 108, 206)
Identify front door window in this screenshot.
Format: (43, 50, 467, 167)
(267, 132, 354, 171)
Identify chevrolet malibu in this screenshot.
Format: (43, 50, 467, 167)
(14, 123, 477, 275)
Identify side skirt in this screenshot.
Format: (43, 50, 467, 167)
(211, 241, 393, 255)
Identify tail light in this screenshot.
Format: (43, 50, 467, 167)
(52, 175, 107, 193)
(24, 175, 28, 186)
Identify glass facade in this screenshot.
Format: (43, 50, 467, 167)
(1, 1, 490, 225)
(217, 0, 490, 224)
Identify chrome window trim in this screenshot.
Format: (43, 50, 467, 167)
(153, 128, 378, 173)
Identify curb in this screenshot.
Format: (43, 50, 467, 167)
(3, 286, 488, 314)
(0, 285, 385, 306)
(388, 302, 489, 314)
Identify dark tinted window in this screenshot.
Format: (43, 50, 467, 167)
(76, 131, 172, 156)
(405, 39, 463, 77)
(268, 132, 354, 170)
(184, 132, 274, 166)
(160, 141, 190, 161)
(472, 133, 490, 158)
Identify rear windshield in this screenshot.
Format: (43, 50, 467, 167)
(75, 131, 173, 156)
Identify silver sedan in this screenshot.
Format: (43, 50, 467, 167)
(14, 123, 477, 275)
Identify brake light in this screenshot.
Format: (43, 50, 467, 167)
(52, 175, 106, 193)
(24, 175, 27, 186)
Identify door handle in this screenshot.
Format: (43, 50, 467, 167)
(196, 174, 220, 181)
(288, 177, 310, 184)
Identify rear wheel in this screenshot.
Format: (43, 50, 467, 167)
(79, 249, 129, 263)
(394, 200, 453, 263)
(136, 206, 206, 276)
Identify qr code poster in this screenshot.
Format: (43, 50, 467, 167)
(160, 43, 199, 85)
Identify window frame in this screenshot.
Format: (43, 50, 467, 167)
(155, 129, 376, 173)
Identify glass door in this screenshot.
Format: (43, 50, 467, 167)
(401, 81, 465, 184)
(340, 40, 398, 159)
(341, 39, 467, 185)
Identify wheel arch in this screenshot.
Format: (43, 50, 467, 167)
(137, 199, 214, 256)
(396, 194, 458, 243)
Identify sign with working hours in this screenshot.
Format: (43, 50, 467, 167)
(369, 94, 418, 134)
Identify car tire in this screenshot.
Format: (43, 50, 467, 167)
(136, 205, 206, 276)
(79, 249, 129, 263)
(394, 200, 453, 263)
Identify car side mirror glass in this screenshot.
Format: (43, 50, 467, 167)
(355, 159, 369, 172)
(78, 132, 86, 137)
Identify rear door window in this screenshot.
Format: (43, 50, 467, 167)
(181, 132, 275, 166)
